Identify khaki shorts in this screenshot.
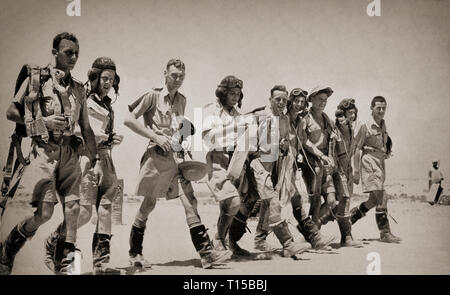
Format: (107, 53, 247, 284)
(79, 148, 118, 206)
(361, 152, 385, 193)
(333, 156, 353, 199)
(24, 138, 82, 207)
(206, 151, 240, 202)
(135, 147, 193, 200)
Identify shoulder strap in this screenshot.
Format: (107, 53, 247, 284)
(23, 65, 49, 141)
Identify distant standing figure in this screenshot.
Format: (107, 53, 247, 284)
(429, 160, 444, 205)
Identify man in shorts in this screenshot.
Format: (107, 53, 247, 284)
(43, 57, 124, 274)
(0, 32, 99, 274)
(350, 96, 401, 243)
(124, 59, 231, 269)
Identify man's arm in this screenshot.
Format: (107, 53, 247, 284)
(123, 92, 171, 153)
(78, 99, 98, 162)
(351, 124, 367, 184)
(6, 103, 24, 124)
(7, 77, 66, 131)
(6, 76, 28, 124)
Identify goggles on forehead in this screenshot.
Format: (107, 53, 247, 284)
(290, 88, 308, 98)
(219, 79, 243, 89)
(342, 98, 356, 109)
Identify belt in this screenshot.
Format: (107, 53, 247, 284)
(34, 134, 79, 145)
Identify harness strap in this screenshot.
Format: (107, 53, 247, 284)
(24, 67, 49, 142)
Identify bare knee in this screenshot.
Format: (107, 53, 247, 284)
(97, 204, 112, 220)
(78, 205, 92, 226)
(64, 200, 80, 216)
(326, 193, 337, 208)
(221, 196, 240, 216)
(364, 191, 382, 210)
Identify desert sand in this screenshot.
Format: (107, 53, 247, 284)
(1, 186, 449, 275)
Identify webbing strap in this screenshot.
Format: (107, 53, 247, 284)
(24, 67, 49, 142)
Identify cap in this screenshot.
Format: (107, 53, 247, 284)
(307, 85, 333, 102)
(218, 75, 243, 89)
(92, 57, 116, 71)
(337, 98, 357, 111)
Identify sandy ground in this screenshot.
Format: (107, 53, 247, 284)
(1, 194, 449, 275)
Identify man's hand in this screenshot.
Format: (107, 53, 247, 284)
(91, 158, 103, 184)
(155, 134, 172, 153)
(280, 138, 289, 155)
(321, 155, 334, 167)
(43, 114, 67, 130)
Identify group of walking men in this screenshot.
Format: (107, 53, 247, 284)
(0, 32, 401, 275)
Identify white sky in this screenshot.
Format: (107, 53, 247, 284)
(0, 0, 449, 192)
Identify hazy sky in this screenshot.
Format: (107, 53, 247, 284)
(0, 0, 449, 192)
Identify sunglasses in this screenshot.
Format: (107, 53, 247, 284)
(290, 88, 308, 98)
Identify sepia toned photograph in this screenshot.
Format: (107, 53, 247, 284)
(0, 0, 449, 278)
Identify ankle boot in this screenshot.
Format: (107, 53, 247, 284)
(272, 221, 310, 258)
(129, 225, 145, 256)
(375, 209, 401, 243)
(215, 212, 235, 251)
(92, 233, 121, 275)
(309, 195, 322, 226)
(318, 204, 337, 227)
(297, 217, 335, 249)
(0, 223, 35, 275)
(53, 241, 78, 275)
(337, 216, 363, 248)
(227, 211, 250, 256)
(44, 223, 65, 272)
(350, 203, 369, 224)
(189, 225, 232, 269)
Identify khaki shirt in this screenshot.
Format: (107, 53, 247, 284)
(354, 116, 388, 158)
(202, 100, 241, 151)
(128, 87, 186, 149)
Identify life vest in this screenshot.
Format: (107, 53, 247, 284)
(16, 64, 82, 142)
(15, 64, 52, 142)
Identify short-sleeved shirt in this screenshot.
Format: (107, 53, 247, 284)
(85, 93, 114, 146)
(430, 169, 444, 184)
(354, 117, 388, 157)
(202, 100, 241, 151)
(354, 117, 389, 192)
(13, 72, 85, 136)
(128, 87, 186, 149)
(300, 112, 334, 155)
